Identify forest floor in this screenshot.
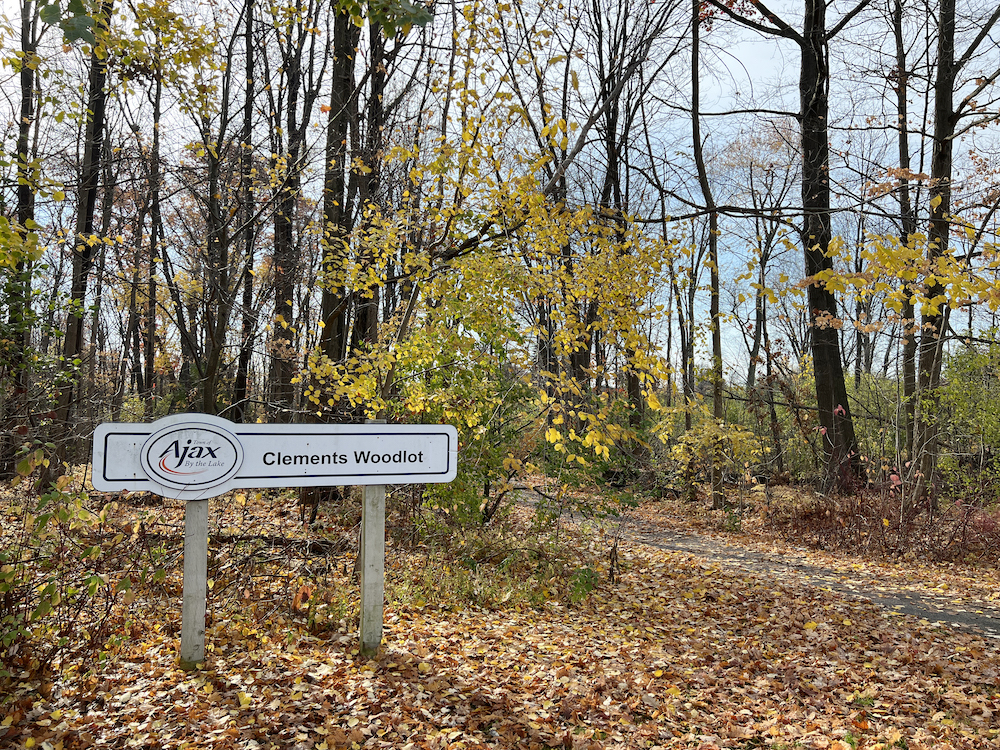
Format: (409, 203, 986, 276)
(618, 491, 1000, 640)
(3, 483, 1000, 750)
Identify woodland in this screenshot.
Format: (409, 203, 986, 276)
(3, 0, 1000, 746)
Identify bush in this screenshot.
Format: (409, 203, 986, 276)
(1, 477, 157, 684)
(771, 485, 1000, 562)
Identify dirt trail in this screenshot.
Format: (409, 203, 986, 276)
(621, 517, 1000, 640)
(516, 488, 1000, 637)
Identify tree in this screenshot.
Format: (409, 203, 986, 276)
(707, 0, 870, 489)
(51, 0, 113, 470)
(263, 0, 329, 421)
(0, 1, 44, 478)
(911, 0, 1000, 503)
(691, 0, 726, 507)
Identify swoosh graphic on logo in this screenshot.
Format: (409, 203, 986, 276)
(158, 456, 208, 476)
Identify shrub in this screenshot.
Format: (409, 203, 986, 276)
(1, 477, 156, 683)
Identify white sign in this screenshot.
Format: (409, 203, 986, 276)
(92, 414, 458, 500)
(91, 414, 458, 668)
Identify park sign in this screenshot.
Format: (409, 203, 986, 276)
(92, 413, 458, 500)
(91, 413, 458, 668)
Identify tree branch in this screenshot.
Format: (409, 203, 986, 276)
(701, 0, 802, 42)
(956, 4, 1000, 73)
(826, 0, 874, 40)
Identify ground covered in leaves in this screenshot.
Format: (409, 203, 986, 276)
(3, 485, 1000, 749)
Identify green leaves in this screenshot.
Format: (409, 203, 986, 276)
(568, 566, 598, 603)
(337, 0, 433, 37)
(38, 0, 96, 44)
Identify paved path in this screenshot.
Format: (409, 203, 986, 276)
(624, 520, 1000, 640)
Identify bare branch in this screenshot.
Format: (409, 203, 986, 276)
(956, 4, 1000, 73)
(826, 0, 874, 41)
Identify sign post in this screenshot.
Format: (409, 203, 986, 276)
(359, 419, 386, 656)
(180, 501, 208, 668)
(359, 483, 386, 654)
(93, 414, 457, 667)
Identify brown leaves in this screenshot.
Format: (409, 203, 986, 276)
(4, 488, 1000, 749)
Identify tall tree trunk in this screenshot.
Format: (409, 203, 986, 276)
(268, 5, 326, 422)
(301, 10, 360, 522)
(800, 0, 860, 490)
(349, 24, 387, 356)
(1, 0, 38, 477)
(892, 0, 919, 459)
(143, 71, 163, 419)
(232, 0, 258, 423)
(912, 0, 956, 507)
(85, 163, 114, 427)
(319, 10, 360, 367)
(705, 0, 868, 488)
(269, 150, 299, 420)
(201, 131, 232, 416)
(691, 0, 725, 508)
(51, 0, 113, 474)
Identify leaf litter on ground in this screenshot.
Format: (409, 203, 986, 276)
(3, 487, 1000, 749)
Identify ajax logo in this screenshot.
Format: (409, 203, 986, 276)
(141, 420, 244, 492)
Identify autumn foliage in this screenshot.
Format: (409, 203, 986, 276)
(4, 485, 1000, 749)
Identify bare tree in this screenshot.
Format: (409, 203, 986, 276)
(707, 0, 871, 489)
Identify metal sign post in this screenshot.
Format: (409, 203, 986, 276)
(93, 414, 457, 668)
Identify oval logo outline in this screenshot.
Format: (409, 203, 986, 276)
(140, 421, 244, 492)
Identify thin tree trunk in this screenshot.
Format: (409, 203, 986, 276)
(912, 0, 956, 507)
(232, 0, 257, 423)
(1, 0, 38, 477)
(892, 0, 919, 459)
(268, 4, 326, 422)
(143, 72, 163, 419)
(51, 0, 113, 475)
(319, 10, 360, 367)
(691, 0, 725, 508)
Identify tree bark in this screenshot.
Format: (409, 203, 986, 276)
(891, 0, 920, 459)
(319, 10, 360, 367)
(268, 3, 326, 421)
(799, 0, 861, 489)
(912, 0, 956, 506)
(232, 0, 258, 424)
(52, 0, 113, 473)
(691, 0, 726, 508)
(1, 0, 39, 477)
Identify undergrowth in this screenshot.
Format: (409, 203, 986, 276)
(768, 487, 1000, 562)
(2, 475, 608, 696)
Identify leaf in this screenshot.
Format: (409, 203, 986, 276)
(61, 14, 96, 44)
(39, 3, 62, 25)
